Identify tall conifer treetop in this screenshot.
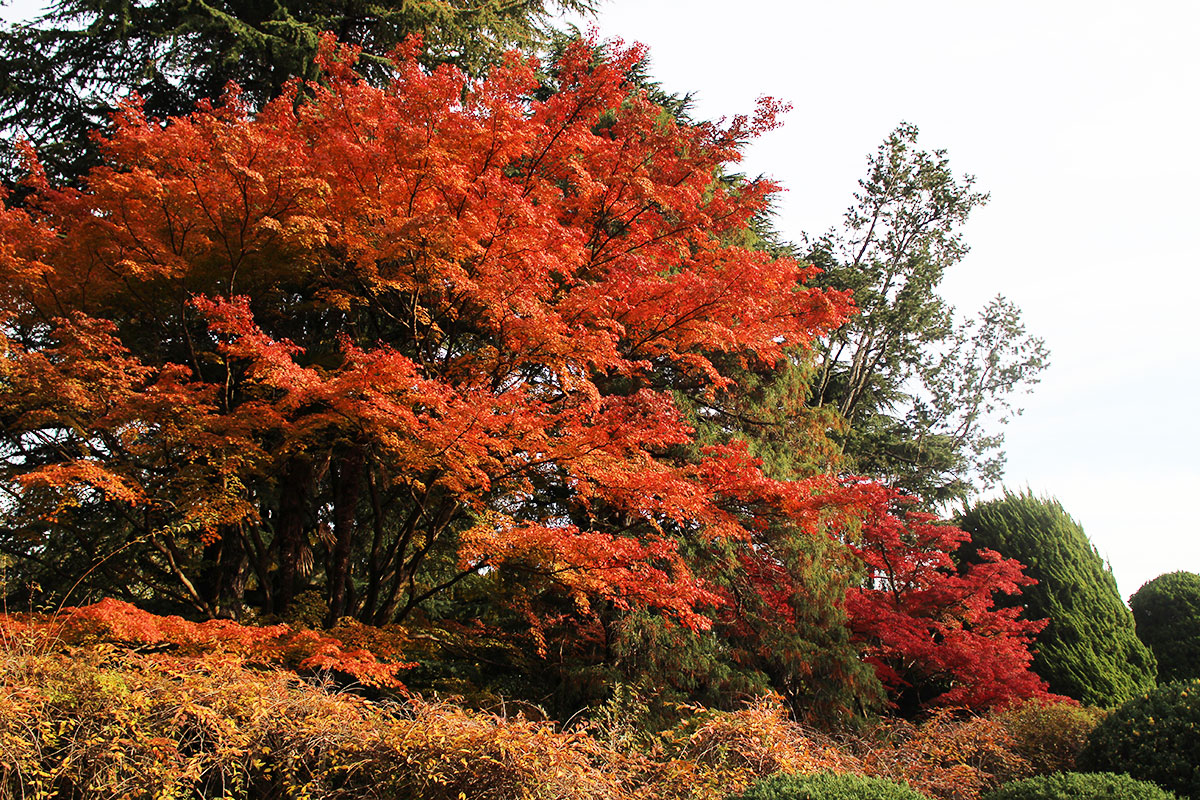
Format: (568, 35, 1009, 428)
(958, 491, 1156, 706)
(806, 124, 1049, 507)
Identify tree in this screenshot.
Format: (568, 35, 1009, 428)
(1130, 571, 1200, 683)
(0, 36, 855, 638)
(807, 124, 1049, 507)
(958, 492, 1157, 706)
(0, 0, 593, 181)
(844, 483, 1053, 715)
(671, 333, 884, 723)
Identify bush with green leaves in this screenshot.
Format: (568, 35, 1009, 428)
(1078, 680, 1200, 798)
(981, 771, 1179, 800)
(1130, 571, 1200, 683)
(957, 492, 1156, 706)
(731, 771, 929, 800)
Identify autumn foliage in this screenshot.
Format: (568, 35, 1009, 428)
(1, 598, 411, 687)
(0, 620, 1090, 800)
(0, 28, 1064, 744)
(844, 485, 1057, 713)
(0, 34, 851, 633)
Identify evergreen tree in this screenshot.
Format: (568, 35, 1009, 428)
(685, 350, 885, 724)
(1130, 571, 1200, 683)
(957, 491, 1156, 706)
(806, 124, 1049, 507)
(0, 0, 593, 181)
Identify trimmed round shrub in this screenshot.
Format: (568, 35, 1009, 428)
(1130, 571, 1200, 683)
(732, 771, 929, 800)
(1077, 680, 1200, 798)
(982, 771, 1179, 799)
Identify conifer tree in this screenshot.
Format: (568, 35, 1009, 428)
(0, 0, 593, 181)
(958, 491, 1156, 706)
(806, 125, 1048, 507)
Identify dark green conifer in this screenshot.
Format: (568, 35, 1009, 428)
(957, 491, 1156, 706)
(1130, 571, 1200, 683)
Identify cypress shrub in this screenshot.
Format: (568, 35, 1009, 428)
(957, 492, 1156, 706)
(982, 771, 1179, 800)
(1130, 571, 1200, 683)
(731, 772, 929, 800)
(1077, 680, 1200, 798)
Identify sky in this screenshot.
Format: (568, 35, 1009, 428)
(555, 0, 1200, 600)
(3, 0, 1197, 600)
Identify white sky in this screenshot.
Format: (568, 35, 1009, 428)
(4, 0, 1198, 600)
(563, 0, 1200, 600)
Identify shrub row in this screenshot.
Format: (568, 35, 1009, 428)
(735, 771, 1181, 800)
(20, 629, 1188, 800)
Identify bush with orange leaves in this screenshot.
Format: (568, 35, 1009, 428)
(0, 644, 635, 800)
(850, 702, 1105, 800)
(669, 696, 862, 796)
(0, 603, 1107, 800)
(3, 598, 412, 689)
(856, 709, 1032, 800)
(0, 647, 382, 799)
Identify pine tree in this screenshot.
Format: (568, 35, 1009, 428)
(806, 125, 1048, 507)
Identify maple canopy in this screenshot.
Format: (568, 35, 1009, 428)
(0, 34, 1060, 718)
(0, 36, 851, 627)
(845, 484, 1056, 712)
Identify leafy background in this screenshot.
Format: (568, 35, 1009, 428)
(557, 0, 1200, 598)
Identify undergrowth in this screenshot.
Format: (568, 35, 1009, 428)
(0, 605, 1105, 800)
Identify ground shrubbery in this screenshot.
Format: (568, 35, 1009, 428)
(982, 772, 1180, 800)
(1078, 680, 1200, 799)
(732, 772, 930, 800)
(992, 701, 1105, 775)
(857, 711, 1028, 800)
(0, 646, 632, 800)
(674, 697, 858, 782)
(0, 605, 1125, 800)
(1, 645, 1111, 800)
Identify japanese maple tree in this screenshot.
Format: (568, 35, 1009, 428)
(843, 483, 1057, 714)
(0, 35, 852, 629)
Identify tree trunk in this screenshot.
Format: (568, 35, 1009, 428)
(327, 446, 364, 624)
(275, 456, 313, 615)
(198, 525, 248, 618)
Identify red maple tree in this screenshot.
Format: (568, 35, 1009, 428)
(843, 483, 1058, 712)
(0, 35, 1060, 716)
(0, 35, 851, 628)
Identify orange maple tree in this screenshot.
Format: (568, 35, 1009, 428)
(0, 36, 853, 628)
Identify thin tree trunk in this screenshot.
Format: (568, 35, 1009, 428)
(197, 525, 247, 618)
(275, 456, 313, 614)
(327, 446, 364, 624)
